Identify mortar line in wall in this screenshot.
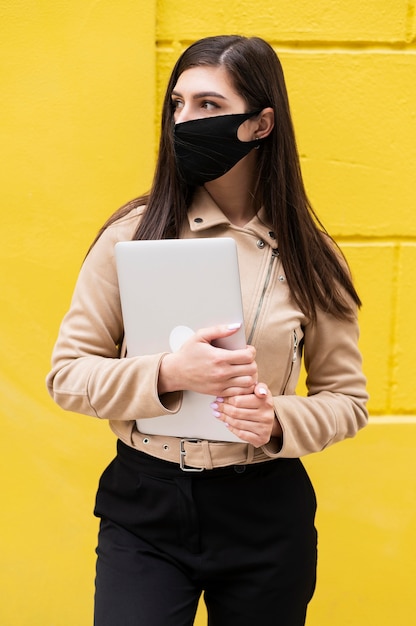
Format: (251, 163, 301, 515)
(334, 237, 416, 245)
(270, 41, 416, 54)
(369, 415, 416, 424)
(156, 40, 416, 54)
(387, 244, 401, 413)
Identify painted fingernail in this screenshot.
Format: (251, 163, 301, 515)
(227, 322, 241, 330)
(216, 397, 224, 403)
(210, 402, 218, 410)
(258, 387, 267, 395)
(212, 410, 221, 418)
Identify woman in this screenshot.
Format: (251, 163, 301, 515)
(47, 35, 368, 626)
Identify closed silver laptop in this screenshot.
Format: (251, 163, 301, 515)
(115, 238, 246, 442)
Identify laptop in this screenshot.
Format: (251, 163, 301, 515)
(115, 237, 247, 442)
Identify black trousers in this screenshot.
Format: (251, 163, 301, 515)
(94, 440, 317, 626)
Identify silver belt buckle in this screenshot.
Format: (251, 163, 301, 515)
(180, 439, 204, 472)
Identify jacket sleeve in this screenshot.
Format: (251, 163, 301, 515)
(264, 306, 369, 458)
(46, 221, 181, 421)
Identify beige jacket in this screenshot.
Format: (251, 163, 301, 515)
(46, 188, 368, 468)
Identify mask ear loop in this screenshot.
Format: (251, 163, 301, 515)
(251, 107, 270, 149)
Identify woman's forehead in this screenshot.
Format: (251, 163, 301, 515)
(173, 66, 237, 96)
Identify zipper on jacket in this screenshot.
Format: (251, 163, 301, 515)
(282, 330, 299, 394)
(247, 248, 279, 345)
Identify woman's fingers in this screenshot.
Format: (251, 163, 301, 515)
(179, 324, 257, 395)
(210, 384, 277, 446)
(159, 324, 257, 396)
(196, 322, 242, 343)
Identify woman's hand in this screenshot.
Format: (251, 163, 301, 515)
(210, 383, 282, 447)
(158, 323, 258, 398)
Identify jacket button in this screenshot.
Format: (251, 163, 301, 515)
(194, 217, 203, 223)
(256, 239, 265, 249)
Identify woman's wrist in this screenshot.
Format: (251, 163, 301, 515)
(158, 352, 180, 395)
(271, 412, 283, 438)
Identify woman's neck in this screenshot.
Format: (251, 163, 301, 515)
(203, 152, 259, 227)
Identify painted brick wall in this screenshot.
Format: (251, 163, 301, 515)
(156, 2, 416, 624)
(156, 0, 416, 418)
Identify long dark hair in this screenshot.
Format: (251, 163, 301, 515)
(93, 35, 361, 320)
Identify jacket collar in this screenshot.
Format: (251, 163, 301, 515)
(186, 187, 278, 248)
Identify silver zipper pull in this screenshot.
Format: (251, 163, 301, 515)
(292, 331, 298, 362)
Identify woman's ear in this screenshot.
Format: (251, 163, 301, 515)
(255, 107, 274, 139)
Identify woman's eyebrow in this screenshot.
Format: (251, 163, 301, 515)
(171, 90, 228, 100)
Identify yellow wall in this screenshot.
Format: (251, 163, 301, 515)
(1, 2, 156, 624)
(1, 1, 415, 624)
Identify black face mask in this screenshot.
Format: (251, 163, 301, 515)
(174, 111, 262, 186)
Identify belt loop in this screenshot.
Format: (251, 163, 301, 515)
(202, 440, 214, 470)
(245, 444, 254, 464)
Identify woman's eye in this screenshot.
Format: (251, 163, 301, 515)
(202, 101, 219, 111)
(171, 99, 183, 110)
